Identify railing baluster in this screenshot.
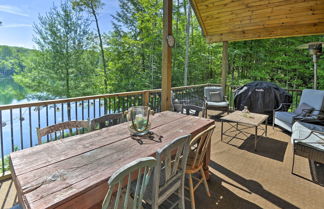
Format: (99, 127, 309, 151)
(88, 100, 90, 120)
(54, 104, 57, 140)
(82, 101, 84, 120)
(62, 103, 64, 139)
(93, 99, 96, 118)
(75, 102, 78, 135)
(82, 100, 85, 133)
(0, 110, 4, 173)
(113, 97, 116, 113)
(46, 105, 49, 142)
(99, 98, 101, 117)
(20, 108, 23, 149)
(29, 107, 32, 147)
(108, 97, 111, 114)
(10, 109, 14, 152)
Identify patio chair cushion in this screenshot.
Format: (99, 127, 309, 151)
(292, 122, 324, 151)
(209, 91, 223, 102)
(294, 102, 314, 116)
(299, 89, 324, 116)
(210, 91, 222, 102)
(206, 101, 229, 108)
(275, 111, 297, 124)
(204, 86, 224, 101)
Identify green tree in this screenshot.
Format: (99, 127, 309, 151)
(14, 1, 96, 98)
(71, 0, 108, 94)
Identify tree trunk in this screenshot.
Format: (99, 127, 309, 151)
(90, 3, 108, 114)
(184, 3, 191, 86)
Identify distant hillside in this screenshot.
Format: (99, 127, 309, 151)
(0, 45, 35, 76)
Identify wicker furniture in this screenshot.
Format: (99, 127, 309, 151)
(102, 157, 156, 209)
(221, 111, 268, 151)
(274, 89, 324, 132)
(36, 120, 90, 144)
(291, 122, 324, 184)
(204, 86, 229, 114)
(185, 125, 215, 209)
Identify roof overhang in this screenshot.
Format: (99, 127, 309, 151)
(190, 0, 324, 43)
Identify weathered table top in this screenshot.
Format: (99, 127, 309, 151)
(10, 111, 214, 209)
(221, 111, 268, 126)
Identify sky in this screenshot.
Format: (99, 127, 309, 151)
(0, 0, 119, 49)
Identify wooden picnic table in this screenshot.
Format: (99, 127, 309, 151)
(10, 111, 214, 209)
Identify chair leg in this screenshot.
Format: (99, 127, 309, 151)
(188, 174, 196, 209)
(291, 148, 295, 174)
(178, 180, 185, 209)
(200, 168, 211, 197)
(310, 160, 319, 183)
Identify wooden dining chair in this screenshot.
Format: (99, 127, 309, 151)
(102, 157, 157, 209)
(134, 134, 191, 209)
(36, 120, 90, 144)
(90, 113, 126, 130)
(181, 104, 207, 118)
(185, 124, 215, 209)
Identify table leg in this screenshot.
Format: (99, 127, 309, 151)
(221, 121, 223, 142)
(255, 126, 258, 151)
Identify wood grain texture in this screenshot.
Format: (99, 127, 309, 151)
(161, 0, 173, 111)
(190, 0, 324, 42)
(10, 111, 214, 209)
(37, 120, 90, 144)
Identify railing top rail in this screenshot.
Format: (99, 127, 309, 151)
(0, 83, 215, 111)
(0, 90, 145, 110)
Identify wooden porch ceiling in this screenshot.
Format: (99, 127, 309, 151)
(190, 0, 324, 43)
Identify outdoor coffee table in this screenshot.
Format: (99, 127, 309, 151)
(220, 111, 268, 151)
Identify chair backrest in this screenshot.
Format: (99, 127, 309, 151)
(36, 120, 90, 144)
(151, 134, 191, 207)
(90, 113, 125, 130)
(181, 104, 205, 117)
(204, 86, 224, 102)
(299, 89, 324, 115)
(102, 157, 157, 209)
(187, 125, 215, 170)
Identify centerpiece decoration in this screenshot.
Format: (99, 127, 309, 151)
(242, 106, 250, 117)
(125, 106, 154, 136)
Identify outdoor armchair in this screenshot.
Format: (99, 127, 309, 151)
(273, 89, 324, 132)
(291, 122, 324, 185)
(204, 86, 229, 114)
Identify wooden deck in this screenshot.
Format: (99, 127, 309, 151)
(1, 111, 324, 209)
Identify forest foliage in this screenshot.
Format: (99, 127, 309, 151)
(0, 0, 323, 100)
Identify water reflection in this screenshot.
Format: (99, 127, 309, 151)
(0, 77, 27, 105)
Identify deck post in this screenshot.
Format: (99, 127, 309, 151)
(161, 0, 173, 111)
(143, 91, 150, 106)
(221, 41, 229, 95)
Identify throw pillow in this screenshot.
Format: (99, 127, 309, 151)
(294, 102, 314, 116)
(210, 91, 222, 102)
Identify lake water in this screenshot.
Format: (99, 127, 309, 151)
(0, 77, 29, 105)
(0, 77, 108, 156)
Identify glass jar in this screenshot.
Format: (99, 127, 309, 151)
(125, 106, 154, 136)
